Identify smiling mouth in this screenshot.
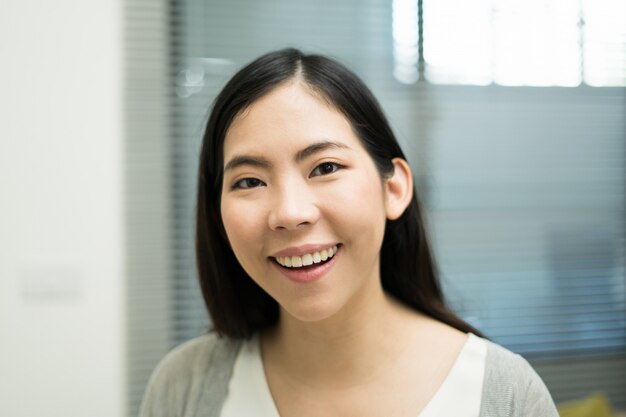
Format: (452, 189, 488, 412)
(273, 245, 339, 269)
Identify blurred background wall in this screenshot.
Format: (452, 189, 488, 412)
(0, 1, 127, 417)
(1, 1, 624, 417)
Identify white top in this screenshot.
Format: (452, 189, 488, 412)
(221, 332, 487, 417)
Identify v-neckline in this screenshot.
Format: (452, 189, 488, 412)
(251, 332, 480, 417)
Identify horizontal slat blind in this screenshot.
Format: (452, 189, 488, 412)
(125, 1, 173, 417)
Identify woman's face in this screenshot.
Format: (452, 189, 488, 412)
(220, 81, 394, 323)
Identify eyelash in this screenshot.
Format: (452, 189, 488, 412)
(230, 162, 345, 190)
(230, 177, 264, 190)
(309, 162, 344, 178)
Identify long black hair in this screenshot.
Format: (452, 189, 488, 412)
(196, 48, 482, 338)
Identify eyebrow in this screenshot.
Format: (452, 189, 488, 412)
(223, 155, 272, 173)
(295, 140, 351, 162)
(223, 140, 351, 172)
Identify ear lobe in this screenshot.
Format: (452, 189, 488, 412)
(384, 158, 414, 220)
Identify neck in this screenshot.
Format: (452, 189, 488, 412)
(261, 281, 420, 389)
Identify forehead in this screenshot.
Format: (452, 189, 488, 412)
(223, 82, 356, 157)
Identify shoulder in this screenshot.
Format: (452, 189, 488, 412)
(478, 337, 559, 417)
(139, 332, 243, 417)
(148, 332, 240, 385)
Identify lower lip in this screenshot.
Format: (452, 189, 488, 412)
(271, 248, 340, 283)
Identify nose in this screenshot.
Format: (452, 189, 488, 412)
(267, 180, 320, 231)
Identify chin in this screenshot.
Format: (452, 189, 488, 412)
(280, 297, 343, 324)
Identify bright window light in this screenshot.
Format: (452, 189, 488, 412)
(421, 0, 624, 86)
(582, 0, 626, 86)
(423, 0, 492, 85)
(492, 0, 581, 86)
(393, 0, 419, 84)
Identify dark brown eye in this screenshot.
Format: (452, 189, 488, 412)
(232, 177, 264, 190)
(310, 162, 343, 177)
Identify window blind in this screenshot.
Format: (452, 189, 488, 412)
(124, 1, 173, 417)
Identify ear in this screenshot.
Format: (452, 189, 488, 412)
(384, 158, 413, 220)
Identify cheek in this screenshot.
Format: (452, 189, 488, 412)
(326, 175, 387, 246)
(220, 199, 263, 256)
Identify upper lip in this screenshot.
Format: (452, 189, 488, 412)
(270, 243, 339, 258)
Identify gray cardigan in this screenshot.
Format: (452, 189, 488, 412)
(139, 332, 559, 417)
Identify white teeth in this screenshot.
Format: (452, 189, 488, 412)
(275, 245, 338, 268)
(313, 252, 321, 263)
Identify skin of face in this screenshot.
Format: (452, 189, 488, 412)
(220, 81, 400, 324)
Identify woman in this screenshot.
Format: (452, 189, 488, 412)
(140, 48, 558, 417)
